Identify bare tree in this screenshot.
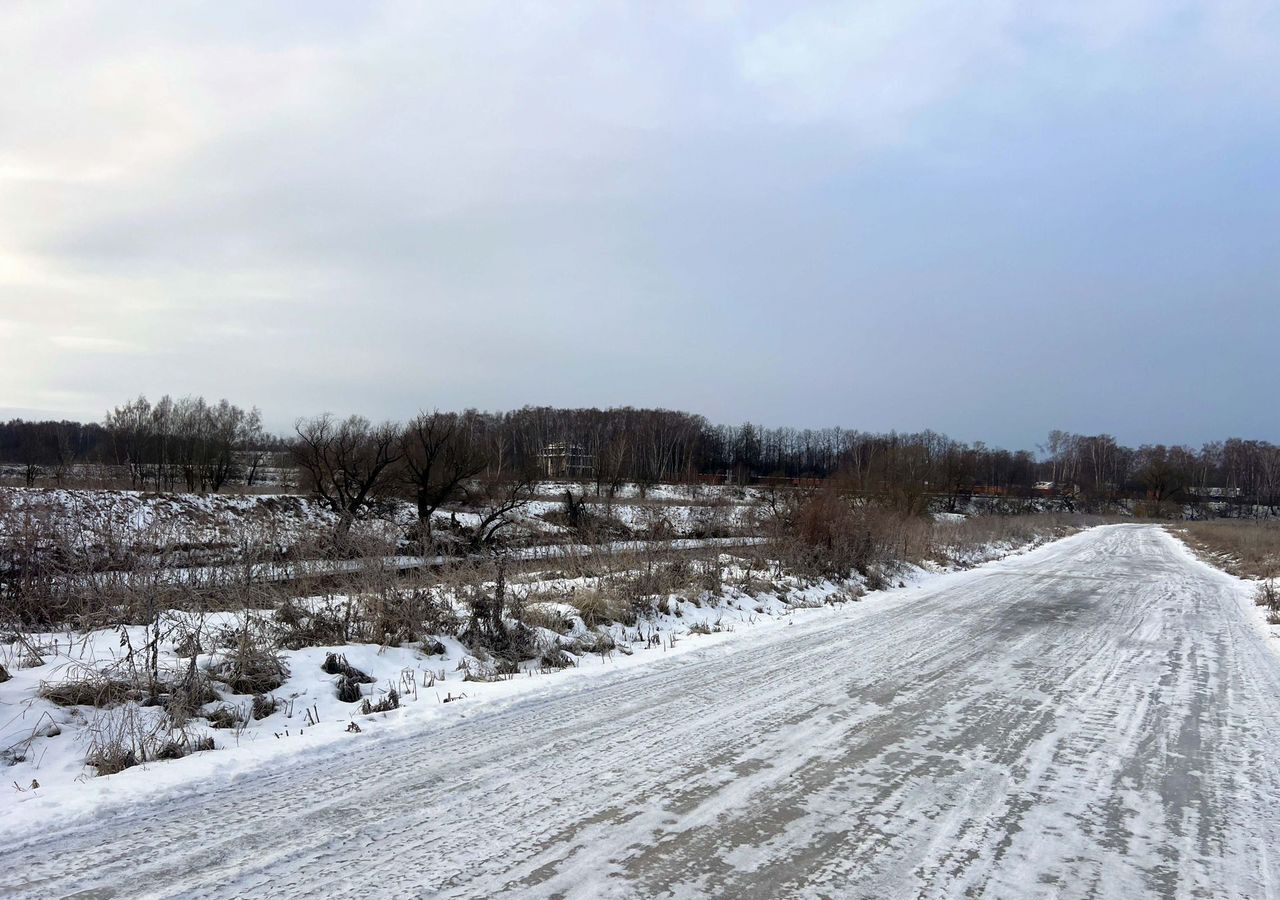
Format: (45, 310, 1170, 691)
(942, 439, 977, 512)
(463, 434, 537, 553)
(465, 474, 535, 550)
(104, 396, 153, 488)
(201, 400, 264, 492)
(16, 425, 41, 487)
(595, 432, 630, 505)
(292, 415, 403, 539)
(47, 422, 82, 487)
(400, 411, 488, 548)
(1136, 444, 1191, 514)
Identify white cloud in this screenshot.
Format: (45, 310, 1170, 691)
(737, 0, 1022, 129)
(48, 335, 139, 353)
(734, 0, 1280, 128)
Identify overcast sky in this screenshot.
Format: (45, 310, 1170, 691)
(1, 2, 1277, 448)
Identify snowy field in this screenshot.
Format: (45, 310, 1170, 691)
(0, 484, 761, 566)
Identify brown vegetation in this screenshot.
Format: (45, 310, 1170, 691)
(1171, 520, 1280, 580)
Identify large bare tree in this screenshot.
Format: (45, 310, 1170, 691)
(400, 411, 488, 547)
(292, 414, 403, 538)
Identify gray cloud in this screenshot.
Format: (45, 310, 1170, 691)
(1, 1, 1278, 446)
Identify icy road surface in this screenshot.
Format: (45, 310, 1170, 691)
(5, 524, 1280, 899)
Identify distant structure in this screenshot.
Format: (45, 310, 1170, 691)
(1034, 480, 1081, 497)
(539, 442, 594, 479)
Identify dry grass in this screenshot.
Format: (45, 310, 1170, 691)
(320, 652, 374, 682)
(520, 603, 574, 634)
(538, 645, 575, 669)
(1254, 580, 1279, 624)
(39, 671, 134, 708)
(360, 687, 400, 714)
(212, 621, 289, 694)
(773, 487, 1105, 581)
(1174, 520, 1280, 580)
(83, 704, 214, 775)
(206, 705, 245, 729)
(925, 513, 1108, 568)
(566, 587, 627, 628)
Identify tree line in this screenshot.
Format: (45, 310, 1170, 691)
(3, 401, 1279, 516)
(290, 413, 1280, 521)
(0, 419, 108, 486)
(1, 396, 281, 491)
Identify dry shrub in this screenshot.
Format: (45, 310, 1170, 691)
(561, 554, 708, 629)
(207, 705, 244, 729)
(520, 603, 574, 634)
(626, 553, 700, 600)
(0, 503, 95, 627)
(83, 703, 176, 775)
(926, 514, 1078, 568)
(212, 620, 288, 694)
(355, 586, 460, 645)
(322, 655, 375, 705)
(567, 632, 615, 655)
(456, 655, 519, 682)
(540, 490, 626, 539)
(1256, 580, 1280, 614)
(156, 735, 215, 760)
(776, 488, 897, 579)
(360, 687, 400, 714)
(216, 649, 287, 695)
(777, 490, 1086, 581)
(687, 505, 733, 539)
(459, 562, 537, 661)
(165, 667, 221, 724)
(493, 656, 520, 676)
(568, 578, 655, 627)
(1179, 520, 1280, 580)
(321, 652, 375, 682)
(698, 558, 724, 594)
(251, 693, 278, 719)
(274, 599, 350, 651)
(88, 744, 138, 776)
(625, 590, 658, 623)
(40, 671, 133, 708)
(172, 630, 204, 659)
(566, 588, 623, 628)
(1134, 499, 1182, 519)
(39, 656, 220, 724)
(539, 645, 574, 669)
(336, 676, 364, 703)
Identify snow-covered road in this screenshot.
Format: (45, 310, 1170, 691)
(5, 524, 1280, 899)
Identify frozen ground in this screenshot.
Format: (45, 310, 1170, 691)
(3, 525, 1280, 898)
(0, 485, 759, 569)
